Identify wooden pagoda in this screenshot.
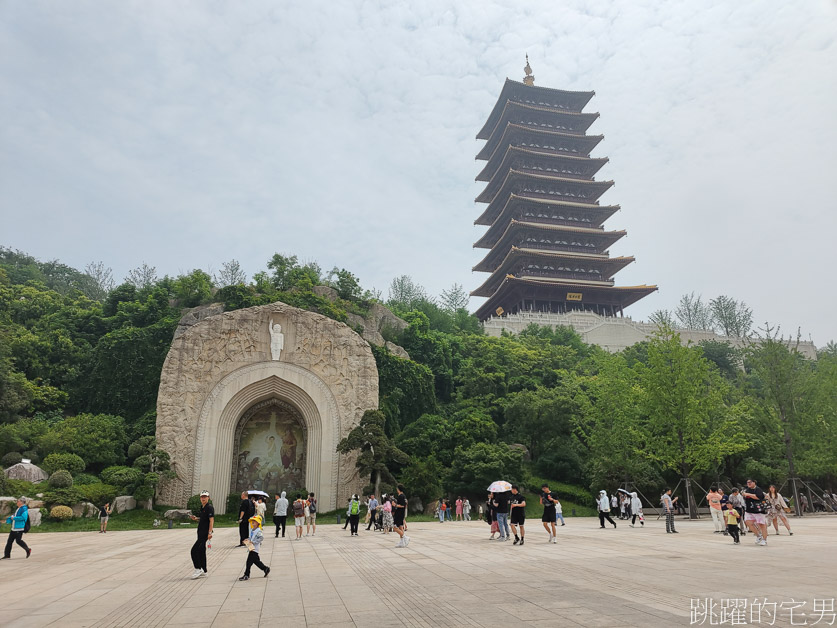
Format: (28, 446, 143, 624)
(472, 58, 657, 321)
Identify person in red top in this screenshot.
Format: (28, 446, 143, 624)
(707, 486, 725, 535)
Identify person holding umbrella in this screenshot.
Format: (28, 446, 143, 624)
(488, 481, 512, 542)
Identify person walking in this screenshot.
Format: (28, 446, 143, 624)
(292, 496, 305, 540)
(237, 491, 254, 547)
(493, 491, 511, 541)
(381, 494, 394, 533)
(393, 485, 410, 548)
(743, 479, 769, 546)
(661, 488, 678, 534)
(306, 493, 317, 536)
(597, 490, 617, 529)
(348, 495, 361, 536)
(463, 498, 471, 521)
(99, 502, 112, 533)
(365, 494, 378, 531)
(455, 497, 464, 521)
(437, 498, 446, 523)
(707, 486, 725, 534)
(725, 504, 741, 544)
(2, 497, 30, 560)
(273, 491, 288, 538)
(766, 485, 793, 536)
(540, 484, 557, 543)
(610, 493, 618, 517)
(239, 515, 270, 581)
(728, 488, 746, 536)
(188, 491, 213, 579)
(629, 492, 644, 527)
(554, 496, 565, 526)
(486, 493, 498, 539)
(509, 485, 526, 545)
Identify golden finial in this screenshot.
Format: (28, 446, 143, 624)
(523, 54, 535, 86)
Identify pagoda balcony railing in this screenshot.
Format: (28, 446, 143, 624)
(516, 167, 590, 181)
(519, 215, 601, 229)
(518, 191, 599, 204)
(518, 270, 613, 283)
(518, 242, 604, 255)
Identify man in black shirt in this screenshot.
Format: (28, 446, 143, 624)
(509, 485, 526, 546)
(540, 483, 558, 544)
(237, 491, 253, 547)
(393, 485, 410, 548)
(743, 479, 768, 546)
(189, 491, 214, 579)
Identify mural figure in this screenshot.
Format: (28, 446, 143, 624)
(269, 318, 284, 361)
(235, 402, 305, 495)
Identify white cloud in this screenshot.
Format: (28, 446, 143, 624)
(1, 0, 835, 343)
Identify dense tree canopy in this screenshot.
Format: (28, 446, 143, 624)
(1, 247, 835, 510)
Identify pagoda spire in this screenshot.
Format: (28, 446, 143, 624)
(523, 54, 535, 86)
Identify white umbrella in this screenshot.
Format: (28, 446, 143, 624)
(487, 480, 513, 493)
(248, 490, 269, 498)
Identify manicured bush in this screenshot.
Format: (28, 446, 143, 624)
(1, 451, 22, 467)
(42, 453, 86, 475)
(43, 487, 84, 507)
(79, 482, 119, 506)
(48, 469, 74, 489)
(73, 473, 100, 486)
(100, 465, 143, 489)
(187, 494, 212, 516)
(49, 505, 74, 521)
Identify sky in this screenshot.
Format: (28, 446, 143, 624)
(2, 1, 836, 345)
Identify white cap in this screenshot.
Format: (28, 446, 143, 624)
(200, 491, 210, 497)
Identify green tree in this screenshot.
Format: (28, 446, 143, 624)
(37, 414, 128, 470)
(503, 381, 578, 461)
(398, 455, 443, 510)
(337, 410, 409, 498)
(446, 442, 523, 496)
(641, 329, 749, 517)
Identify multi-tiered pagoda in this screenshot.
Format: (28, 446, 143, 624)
(472, 58, 656, 321)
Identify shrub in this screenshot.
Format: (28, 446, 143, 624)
(187, 494, 212, 516)
(227, 493, 242, 515)
(1, 451, 22, 467)
(49, 505, 74, 521)
(0, 475, 7, 496)
(73, 473, 100, 486)
(43, 487, 84, 507)
(42, 453, 86, 475)
(21, 450, 40, 464)
(5, 478, 36, 497)
(48, 470, 74, 489)
(79, 482, 119, 506)
(101, 465, 143, 489)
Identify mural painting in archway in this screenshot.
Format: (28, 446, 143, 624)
(233, 399, 306, 496)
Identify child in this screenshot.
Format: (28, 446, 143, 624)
(239, 515, 270, 580)
(725, 505, 741, 544)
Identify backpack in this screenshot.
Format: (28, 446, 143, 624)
(350, 500, 359, 515)
(23, 510, 30, 534)
(292, 500, 304, 517)
(308, 499, 316, 514)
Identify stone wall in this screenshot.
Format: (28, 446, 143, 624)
(156, 301, 378, 513)
(483, 311, 818, 359)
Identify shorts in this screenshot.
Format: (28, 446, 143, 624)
(392, 513, 405, 528)
(100, 517, 109, 523)
(542, 508, 556, 523)
(510, 512, 525, 526)
(744, 513, 767, 526)
(305, 513, 316, 524)
(294, 516, 305, 527)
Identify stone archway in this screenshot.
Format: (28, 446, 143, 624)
(156, 302, 378, 513)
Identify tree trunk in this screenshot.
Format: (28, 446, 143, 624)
(373, 470, 381, 500)
(780, 408, 802, 517)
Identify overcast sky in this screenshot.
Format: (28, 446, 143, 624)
(2, 1, 836, 345)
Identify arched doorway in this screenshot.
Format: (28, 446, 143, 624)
(232, 398, 307, 496)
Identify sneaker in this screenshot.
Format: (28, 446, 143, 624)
(513, 538, 519, 545)
(264, 567, 270, 578)
(640, 522, 644, 526)
(714, 531, 720, 534)
(547, 535, 553, 543)
(519, 538, 524, 545)
(239, 575, 250, 581)
(629, 524, 634, 528)
(395, 538, 405, 548)
(671, 531, 679, 534)
(561, 523, 566, 526)
(404, 536, 410, 547)
(25, 548, 31, 559)
(758, 540, 767, 546)
(734, 540, 740, 544)
(755, 538, 762, 545)
(789, 532, 794, 536)
(191, 569, 203, 580)
(552, 537, 557, 544)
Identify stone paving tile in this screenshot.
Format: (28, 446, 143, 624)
(0, 517, 835, 627)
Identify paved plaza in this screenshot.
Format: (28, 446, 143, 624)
(0, 516, 834, 627)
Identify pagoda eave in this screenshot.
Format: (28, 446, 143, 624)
(476, 146, 609, 183)
(476, 123, 604, 162)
